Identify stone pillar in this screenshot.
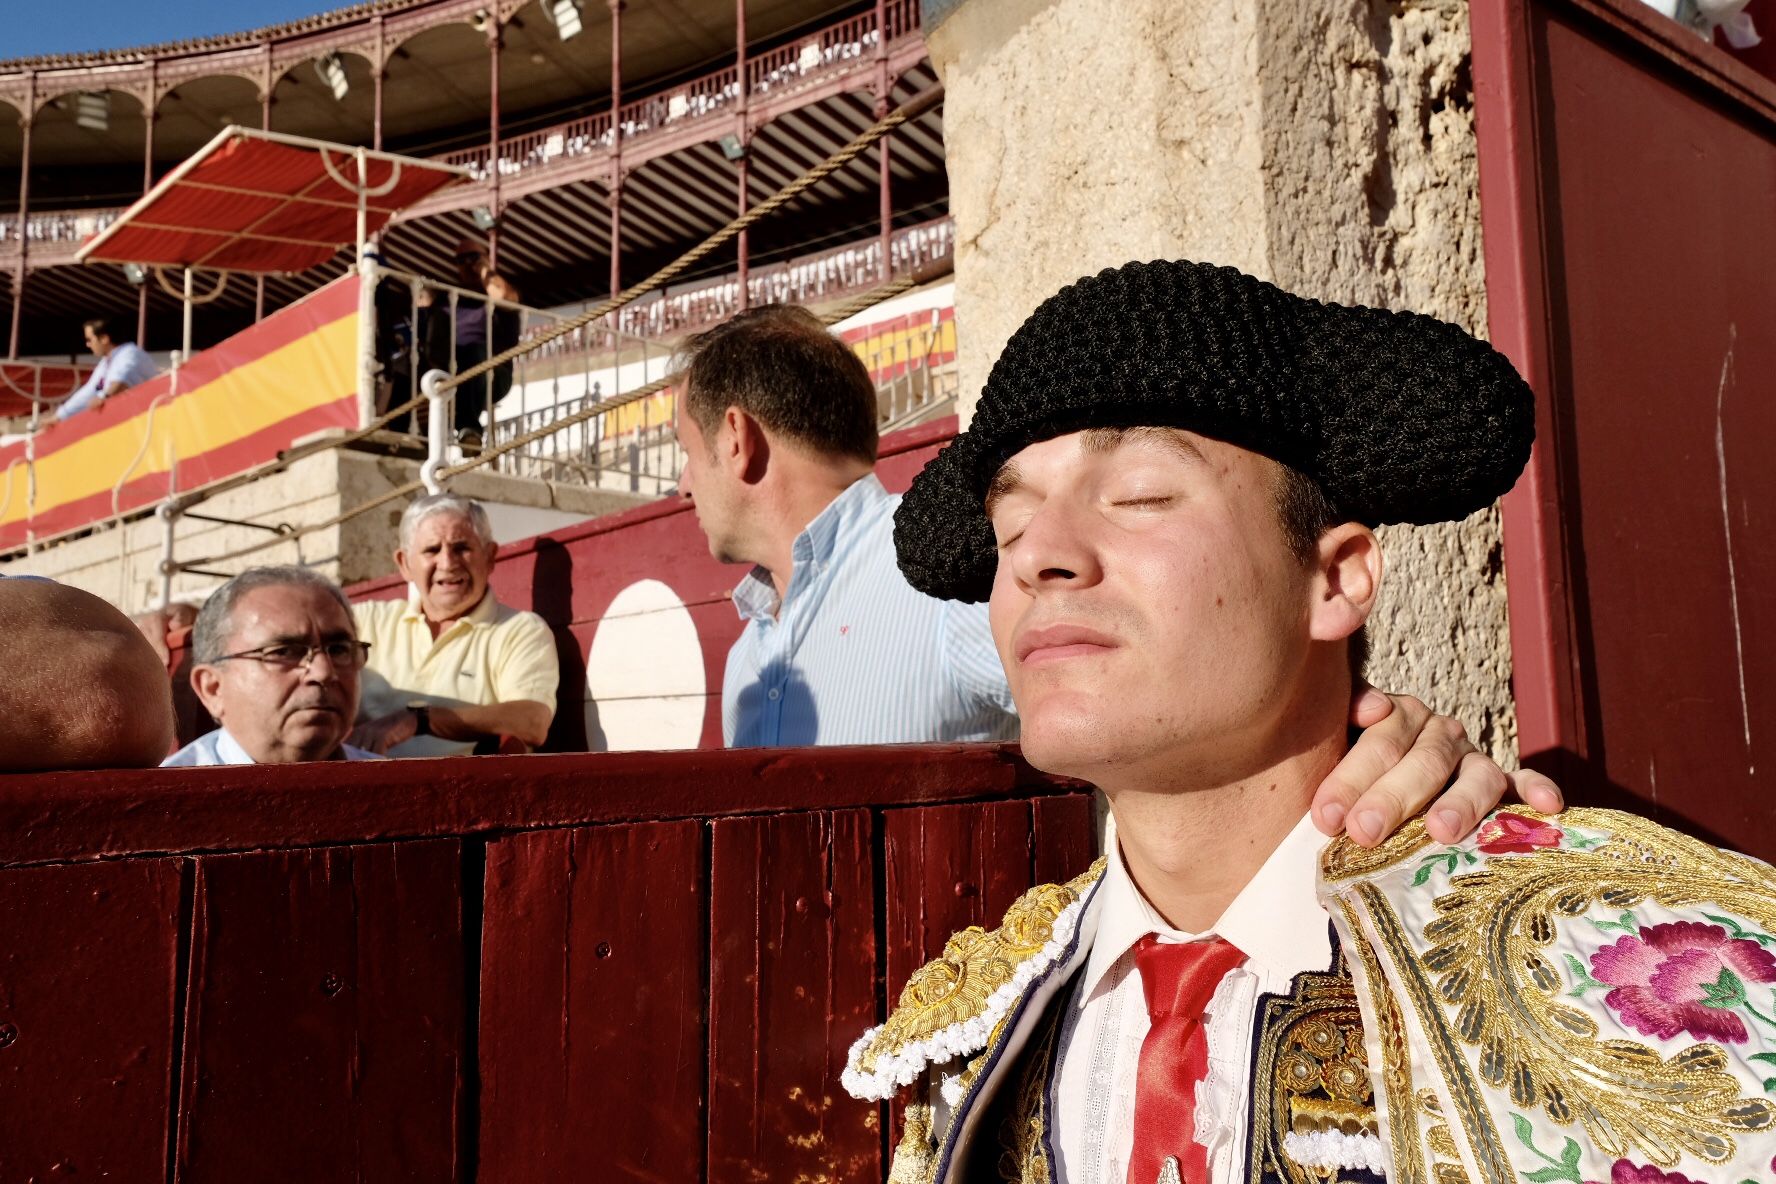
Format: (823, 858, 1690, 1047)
(923, 0, 1517, 760)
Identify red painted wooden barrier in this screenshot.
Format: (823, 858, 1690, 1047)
(0, 745, 1093, 1182)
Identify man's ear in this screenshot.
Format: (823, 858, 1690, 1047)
(393, 547, 412, 582)
(190, 664, 227, 721)
(1308, 523, 1382, 643)
(724, 406, 771, 485)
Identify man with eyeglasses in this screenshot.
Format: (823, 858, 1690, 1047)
(163, 566, 383, 766)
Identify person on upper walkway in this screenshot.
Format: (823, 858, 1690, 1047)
(56, 316, 159, 421)
(164, 566, 378, 766)
(349, 492, 557, 757)
(0, 574, 174, 770)
(673, 303, 1560, 846)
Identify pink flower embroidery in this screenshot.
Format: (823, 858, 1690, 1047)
(1475, 812, 1563, 855)
(1590, 920, 1776, 1044)
(1605, 1161, 1711, 1184)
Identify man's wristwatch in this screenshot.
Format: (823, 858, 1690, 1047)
(409, 704, 432, 737)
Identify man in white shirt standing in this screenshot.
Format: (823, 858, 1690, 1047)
(164, 566, 380, 766)
(56, 316, 160, 421)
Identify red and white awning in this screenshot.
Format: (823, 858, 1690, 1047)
(75, 127, 470, 275)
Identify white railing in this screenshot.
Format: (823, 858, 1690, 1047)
(528, 216, 953, 362)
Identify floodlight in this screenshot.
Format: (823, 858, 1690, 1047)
(718, 133, 746, 161)
(74, 92, 109, 133)
(316, 53, 351, 102)
(122, 263, 148, 286)
(547, 0, 583, 40)
(471, 206, 499, 231)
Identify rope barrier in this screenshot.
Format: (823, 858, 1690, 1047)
(155, 81, 943, 522)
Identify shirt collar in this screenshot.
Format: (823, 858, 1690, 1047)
(1081, 810, 1332, 999)
(403, 586, 499, 628)
(215, 728, 254, 764)
(731, 474, 889, 624)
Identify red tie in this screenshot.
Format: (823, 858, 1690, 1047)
(1125, 935, 1247, 1184)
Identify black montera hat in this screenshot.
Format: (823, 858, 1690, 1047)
(892, 259, 1535, 602)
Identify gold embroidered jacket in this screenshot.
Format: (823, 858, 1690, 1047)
(841, 808, 1776, 1184)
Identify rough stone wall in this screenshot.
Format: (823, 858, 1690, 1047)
(927, 0, 1516, 761)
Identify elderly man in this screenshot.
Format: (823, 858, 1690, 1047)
(350, 492, 557, 756)
(674, 304, 1560, 846)
(57, 316, 159, 421)
(846, 261, 1776, 1184)
(164, 566, 377, 765)
(0, 575, 174, 770)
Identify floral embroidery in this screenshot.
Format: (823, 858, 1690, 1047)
(1590, 920, 1776, 1044)
(1477, 812, 1564, 855)
(1598, 1161, 1711, 1184)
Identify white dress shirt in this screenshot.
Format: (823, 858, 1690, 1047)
(1051, 812, 1333, 1184)
(162, 727, 381, 766)
(56, 342, 160, 420)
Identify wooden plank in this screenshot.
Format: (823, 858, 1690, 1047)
(0, 745, 1077, 866)
(1032, 792, 1098, 885)
(708, 809, 879, 1182)
(882, 801, 1037, 994)
(174, 840, 463, 1183)
(478, 821, 705, 1184)
(0, 860, 181, 1182)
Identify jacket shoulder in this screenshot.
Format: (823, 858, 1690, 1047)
(1320, 807, 1776, 1177)
(841, 857, 1105, 1102)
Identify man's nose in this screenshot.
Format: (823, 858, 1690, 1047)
(1006, 501, 1104, 593)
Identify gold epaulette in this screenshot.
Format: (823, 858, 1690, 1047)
(841, 858, 1106, 1102)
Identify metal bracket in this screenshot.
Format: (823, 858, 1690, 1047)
(181, 512, 295, 536)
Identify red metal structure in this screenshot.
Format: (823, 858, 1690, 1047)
(0, 744, 1093, 1180)
(1476, 0, 1776, 861)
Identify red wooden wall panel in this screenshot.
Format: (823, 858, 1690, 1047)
(478, 821, 706, 1183)
(0, 859, 182, 1182)
(708, 810, 880, 1182)
(1477, 0, 1776, 860)
(175, 841, 465, 1183)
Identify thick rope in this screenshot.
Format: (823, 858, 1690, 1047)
(169, 253, 952, 574)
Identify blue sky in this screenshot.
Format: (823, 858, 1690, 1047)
(11, 1, 346, 58)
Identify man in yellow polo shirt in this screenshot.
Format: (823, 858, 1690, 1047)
(350, 492, 559, 757)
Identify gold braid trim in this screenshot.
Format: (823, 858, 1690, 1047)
(855, 859, 1106, 1077)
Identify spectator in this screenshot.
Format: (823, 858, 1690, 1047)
(350, 492, 557, 756)
(56, 316, 160, 421)
(675, 305, 1546, 842)
(0, 575, 175, 770)
(163, 566, 379, 766)
(429, 239, 521, 449)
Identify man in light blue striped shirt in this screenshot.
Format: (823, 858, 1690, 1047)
(673, 306, 1560, 844)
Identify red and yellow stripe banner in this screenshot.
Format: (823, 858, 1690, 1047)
(0, 276, 363, 549)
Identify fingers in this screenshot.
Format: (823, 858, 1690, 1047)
(1319, 706, 1478, 847)
(1507, 766, 1565, 815)
(1346, 680, 1394, 728)
(1421, 750, 1511, 844)
(1312, 693, 1434, 840)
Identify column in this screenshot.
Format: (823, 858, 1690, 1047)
(488, 20, 503, 268)
(8, 73, 34, 359)
(734, 0, 749, 311)
(607, 0, 623, 299)
(874, 0, 891, 284)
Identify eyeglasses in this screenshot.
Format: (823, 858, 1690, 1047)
(211, 640, 372, 671)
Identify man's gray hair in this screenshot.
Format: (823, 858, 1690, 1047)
(399, 492, 496, 552)
(192, 566, 354, 664)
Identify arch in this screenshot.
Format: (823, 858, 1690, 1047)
(25, 88, 150, 171)
(381, 21, 494, 146)
(154, 74, 264, 163)
(266, 49, 377, 144)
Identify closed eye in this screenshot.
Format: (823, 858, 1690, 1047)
(1111, 496, 1175, 508)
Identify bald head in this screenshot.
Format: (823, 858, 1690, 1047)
(0, 578, 176, 771)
